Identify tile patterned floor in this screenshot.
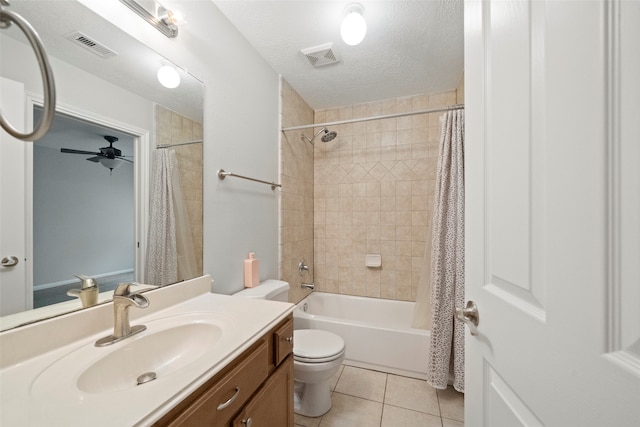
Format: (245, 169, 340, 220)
(294, 365, 464, 427)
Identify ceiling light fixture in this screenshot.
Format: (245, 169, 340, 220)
(157, 65, 181, 88)
(340, 3, 367, 46)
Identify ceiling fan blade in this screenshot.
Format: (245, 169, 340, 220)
(117, 157, 134, 164)
(86, 156, 101, 163)
(61, 148, 99, 155)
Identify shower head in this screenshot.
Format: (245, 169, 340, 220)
(321, 129, 337, 142)
(301, 127, 338, 145)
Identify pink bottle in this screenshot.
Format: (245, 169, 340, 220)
(244, 252, 259, 287)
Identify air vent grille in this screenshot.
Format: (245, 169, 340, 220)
(66, 31, 117, 58)
(301, 43, 341, 67)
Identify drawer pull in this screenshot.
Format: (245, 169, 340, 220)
(285, 336, 293, 343)
(216, 387, 240, 411)
(242, 417, 253, 427)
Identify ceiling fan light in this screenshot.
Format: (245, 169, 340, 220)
(99, 157, 123, 170)
(341, 4, 366, 46)
(157, 65, 180, 89)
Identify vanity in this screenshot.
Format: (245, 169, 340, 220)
(0, 276, 295, 426)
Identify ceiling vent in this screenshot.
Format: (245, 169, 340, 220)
(301, 43, 341, 67)
(66, 31, 117, 58)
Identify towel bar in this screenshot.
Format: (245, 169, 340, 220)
(217, 169, 281, 191)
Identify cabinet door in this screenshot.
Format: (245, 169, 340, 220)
(233, 356, 293, 427)
(273, 318, 293, 367)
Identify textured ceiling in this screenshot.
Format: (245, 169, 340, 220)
(213, 0, 464, 110)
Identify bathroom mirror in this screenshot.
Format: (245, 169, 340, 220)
(0, 1, 203, 331)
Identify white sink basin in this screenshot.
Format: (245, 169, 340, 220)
(78, 322, 222, 393)
(31, 313, 226, 398)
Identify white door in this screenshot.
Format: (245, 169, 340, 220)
(0, 77, 29, 315)
(464, 0, 640, 425)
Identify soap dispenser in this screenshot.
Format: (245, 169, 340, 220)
(66, 274, 99, 308)
(244, 252, 259, 287)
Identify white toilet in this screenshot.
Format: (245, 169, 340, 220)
(234, 280, 345, 417)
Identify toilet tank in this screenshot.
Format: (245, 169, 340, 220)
(233, 279, 290, 302)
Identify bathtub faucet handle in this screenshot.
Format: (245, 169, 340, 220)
(301, 282, 315, 290)
(298, 260, 310, 275)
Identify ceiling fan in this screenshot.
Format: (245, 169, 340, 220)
(60, 135, 133, 172)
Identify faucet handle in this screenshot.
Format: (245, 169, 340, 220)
(75, 274, 97, 288)
(298, 260, 310, 276)
(114, 282, 133, 296)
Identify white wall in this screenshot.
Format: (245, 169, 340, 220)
(81, 1, 281, 294)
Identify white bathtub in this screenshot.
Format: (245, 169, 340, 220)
(293, 292, 429, 379)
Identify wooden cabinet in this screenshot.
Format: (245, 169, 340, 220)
(153, 314, 294, 427)
(233, 356, 293, 427)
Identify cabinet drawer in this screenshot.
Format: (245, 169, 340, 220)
(273, 318, 294, 367)
(165, 340, 269, 427)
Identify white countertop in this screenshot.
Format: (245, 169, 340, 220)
(0, 276, 294, 426)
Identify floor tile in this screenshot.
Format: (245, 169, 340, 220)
(319, 393, 383, 427)
(442, 418, 464, 427)
(334, 366, 387, 402)
(384, 374, 440, 416)
(329, 365, 344, 391)
(437, 386, 464, 422)
(294, 412, 321, 427)
(381, 405, 443, 427)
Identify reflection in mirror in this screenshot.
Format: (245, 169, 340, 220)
(0, 1, 203, 331)
(32, 109, 135, 308)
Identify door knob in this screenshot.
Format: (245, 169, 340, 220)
(455, 301, 479, 336)
(1, 256, 19, 267)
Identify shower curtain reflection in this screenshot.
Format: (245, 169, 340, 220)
(145, 149, 197, 286)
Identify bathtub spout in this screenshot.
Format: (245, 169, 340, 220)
(301, 282, 315, 290)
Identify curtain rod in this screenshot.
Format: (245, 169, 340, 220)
(281, 104, 464, 132)
(156, 140, 202, 149)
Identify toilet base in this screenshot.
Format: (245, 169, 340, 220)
(293, 380, 332, 417)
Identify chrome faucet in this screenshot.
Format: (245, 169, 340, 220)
(95, 283, 149, 347)
(301, 282, 315, 290)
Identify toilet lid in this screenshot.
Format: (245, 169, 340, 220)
(293, 329, 345, 363)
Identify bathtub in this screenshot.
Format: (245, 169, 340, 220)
(293, 292, 429, 380)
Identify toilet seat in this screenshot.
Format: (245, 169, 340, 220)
(293, 329, 345, 363)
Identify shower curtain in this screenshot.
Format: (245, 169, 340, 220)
(426, 109, 465, 392)
(145, 149, 197, 286)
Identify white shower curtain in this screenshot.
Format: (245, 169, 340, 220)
(145, 149, 197, 286)
(426, 109, 465, 392)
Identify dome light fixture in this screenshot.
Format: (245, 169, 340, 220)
(340, 3, 366, 46)
(99, 157, 123, 172)
(157, 65, 181, 89)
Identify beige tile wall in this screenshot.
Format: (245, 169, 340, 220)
(313, 90, 457, 301)
(155, 105, 203, 275)
(279, 80, 315, 303)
